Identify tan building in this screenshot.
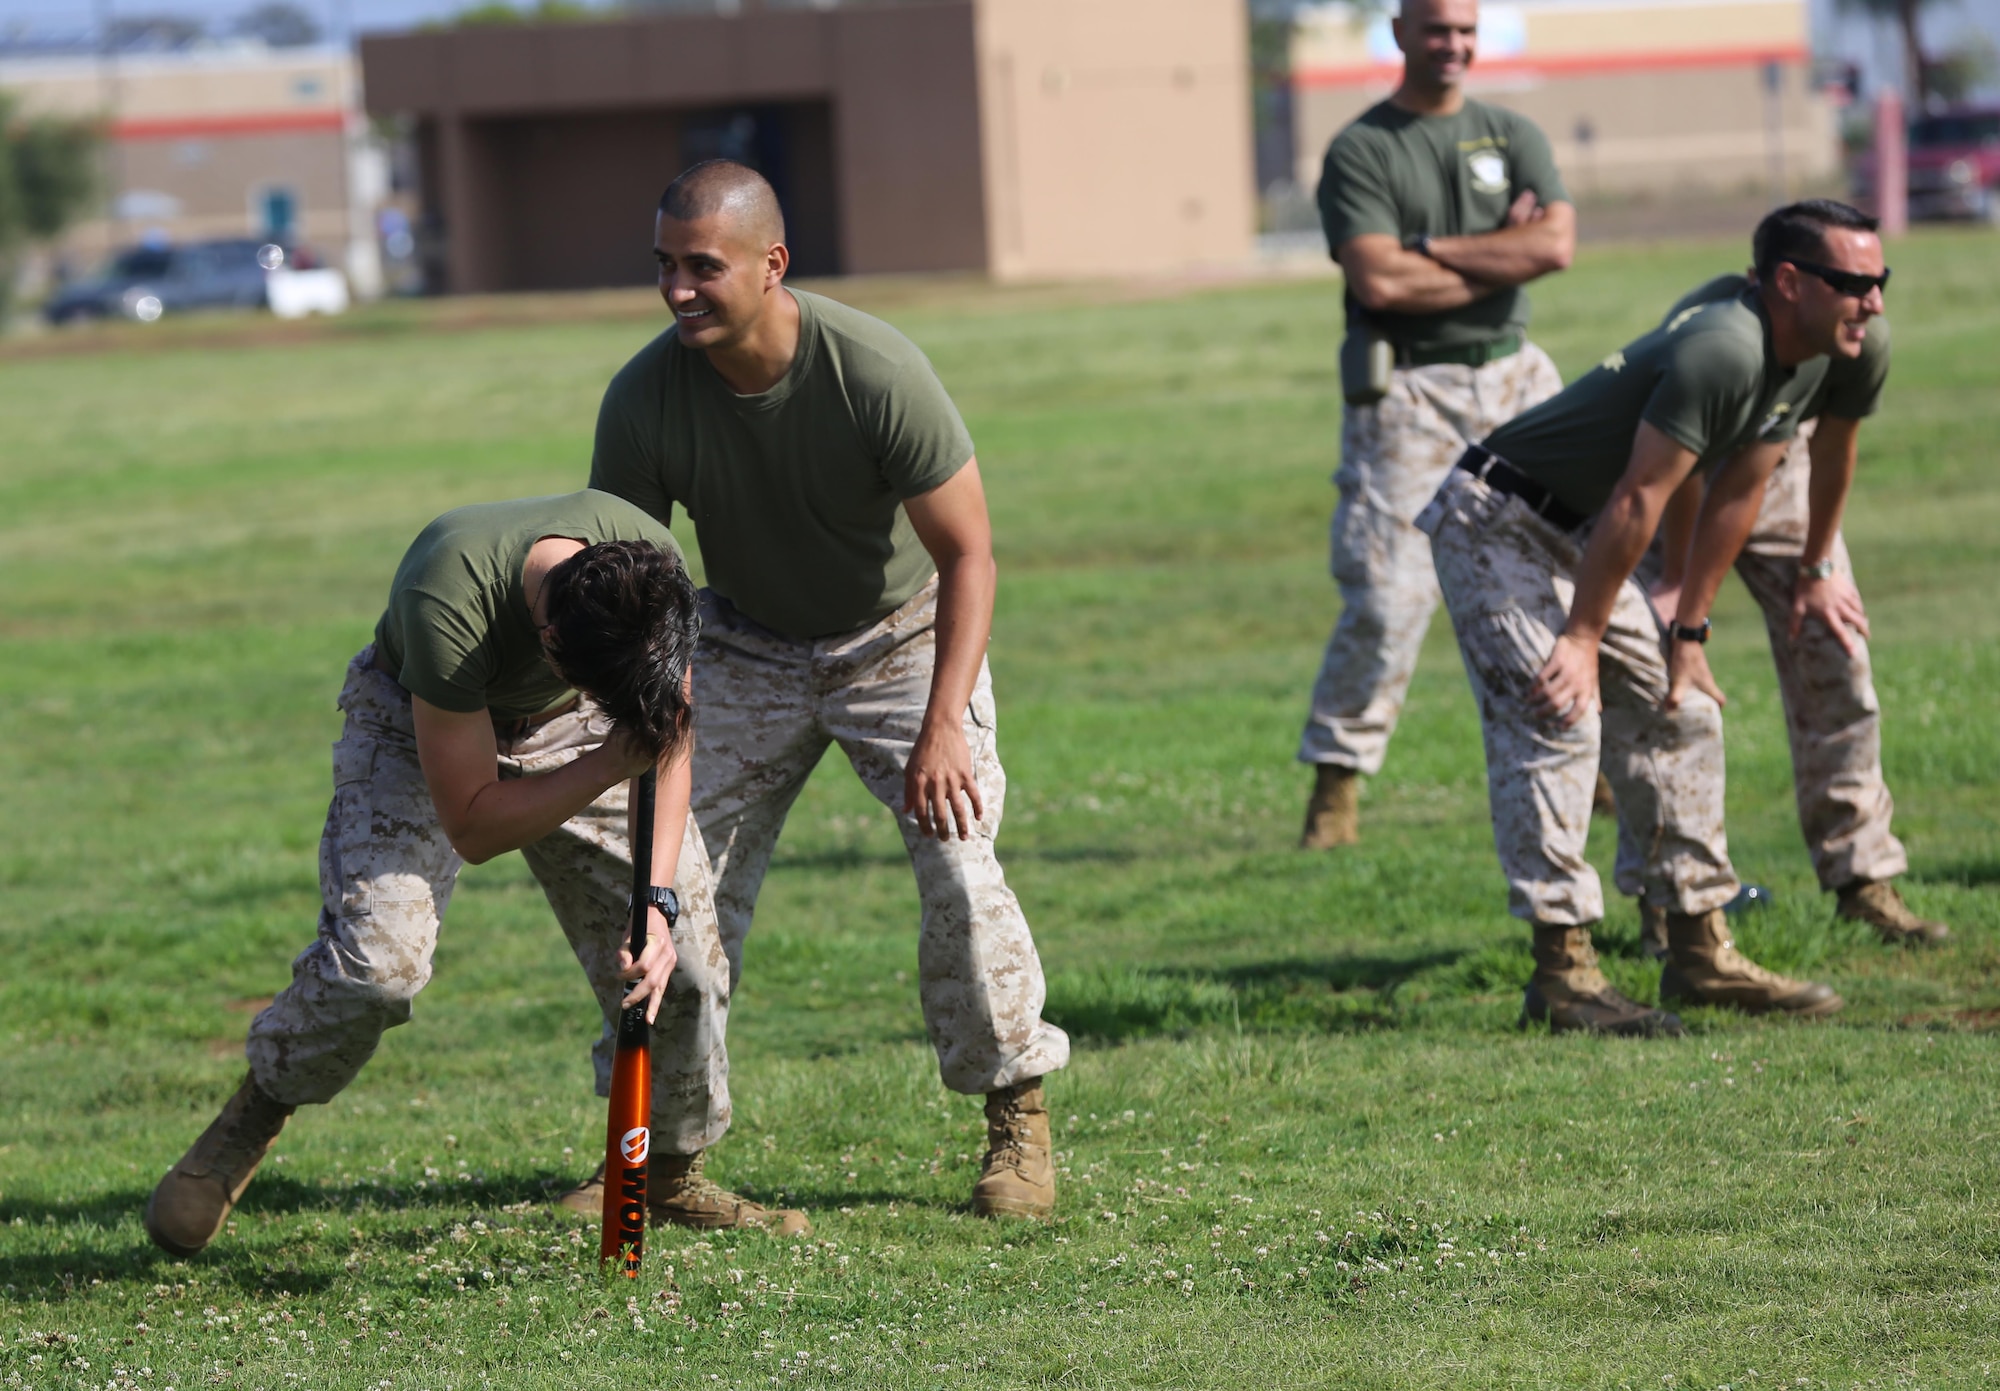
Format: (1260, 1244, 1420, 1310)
(1289, 0, 1840, 200)
(0, 45, 385, 292)
(358, 0, 1255, 292)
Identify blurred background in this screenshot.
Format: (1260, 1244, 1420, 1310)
(0, 0, 1993, 324)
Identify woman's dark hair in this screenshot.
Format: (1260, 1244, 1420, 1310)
(1752, 199, 1878, 279)
(540, 539, 699, 763)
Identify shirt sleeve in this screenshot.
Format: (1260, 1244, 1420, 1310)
(1818, 317, 1891, 419)
(865, 355, 977, 500)
(587, 338, 675, 526)
(1317, 131, 1402, 251)
(1641, 328, 1761, 461)
(1505, 114, 1570, 206)
(389, 587, 492, 713)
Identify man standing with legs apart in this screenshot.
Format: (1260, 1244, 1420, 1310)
(1417, 201, 1888, 1034)
(1620, 276, 1949, 953)
(1297, 0, 1574, 848)
(584, 161, 1069, 1222)
(146, 494, 732, 1254)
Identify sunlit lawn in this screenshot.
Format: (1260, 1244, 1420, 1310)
(2, 228, 1997, 1388)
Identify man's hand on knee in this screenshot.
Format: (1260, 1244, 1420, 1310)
(1530, 633, 1602, 729)
(1790, 571, 1869, 654)
(905, 720, 985, 841)
(1665, 636, 1727, 712)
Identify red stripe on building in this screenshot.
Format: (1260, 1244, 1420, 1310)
(113, 109, 348, 141)
(1294, 43, 1810, 88)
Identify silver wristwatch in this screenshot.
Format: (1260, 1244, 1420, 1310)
(1798, 557, 1838, 581)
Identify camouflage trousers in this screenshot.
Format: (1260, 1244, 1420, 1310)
(1616, 424, 1907, 894)
(1300, 343, 1563, 773)
(691, 577, 1070, 1095)
(245, 646, 736, 1155)
(1417, 469, 1740, 924)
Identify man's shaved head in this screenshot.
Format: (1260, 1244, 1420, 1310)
(658, 160, 785, 247)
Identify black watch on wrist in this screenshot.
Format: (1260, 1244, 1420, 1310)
(1413, 233, 1436, 260)
(642, 885, 680, 925)
(1670, 619, 1711, 645)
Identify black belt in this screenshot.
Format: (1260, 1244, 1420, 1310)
(1456, 445, 1587, 531)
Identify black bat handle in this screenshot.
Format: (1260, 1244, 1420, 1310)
(630, 768, 657, 962)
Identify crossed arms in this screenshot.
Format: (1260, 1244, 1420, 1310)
(1338, 193, 1576, 315)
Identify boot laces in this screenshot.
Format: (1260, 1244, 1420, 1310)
(984, 1103, 1035, 1175)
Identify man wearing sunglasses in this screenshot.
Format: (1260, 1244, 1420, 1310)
(1413, 199, 1885, 1035)
(1615, 256, 1947, 954)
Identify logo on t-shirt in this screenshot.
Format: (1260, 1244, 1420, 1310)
(1467, 150, 1509, 194)
(1755, 402, 1793, 438)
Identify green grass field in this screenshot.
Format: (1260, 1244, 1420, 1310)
(3, 230, 1997, 1389)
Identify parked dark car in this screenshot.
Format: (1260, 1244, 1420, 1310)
(1852, 107, 2000, 224)
(42, 238, 288, 325)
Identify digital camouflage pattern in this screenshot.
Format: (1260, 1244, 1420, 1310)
(690, 578, 1070, 1096)
(246, 647, 735, 1155)
(1418, 470, 1741, 924)
(1615, 423, 1906, 896)
(1299, 345, 1563, 773)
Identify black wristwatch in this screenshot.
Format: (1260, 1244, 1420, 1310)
(1670, 619, 1712, 645)
(642, 885, 681, 926)
(1413, 233, 1436, 260)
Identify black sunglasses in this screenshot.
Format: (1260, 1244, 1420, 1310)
(1786, 260, 1891, 297)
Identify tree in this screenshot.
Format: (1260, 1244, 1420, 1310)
(232, 2, 323, 48)
(0, 92, 102, 320)
(1835, 0, 1964, 107)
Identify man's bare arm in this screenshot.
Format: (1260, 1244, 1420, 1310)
(1426, 199, 1576, 287)
(1647, 471, 1705, 624)
(614, 746, 692, 1024)
(1793, 415, 1870, 651)
(901, 459, 997, 842)
(1529, 423, 1702, 726)
(1802, 416, 1858, 569)
(1338, 234, 1490, 314)
(1662, 440, 1787, 709)
(1339, 194, 1574, 315)
(413, 701, 649, 865)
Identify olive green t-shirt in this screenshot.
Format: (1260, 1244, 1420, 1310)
(1668, 274, 1890, 422)
(373, 491, 681, 720)
(1318, 98, 1569, 355)
(588, 287, 976, 640)
(1483, 287, 1833, 518)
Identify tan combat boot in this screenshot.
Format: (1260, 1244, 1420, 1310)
(1521, 924, 1684, 1037)
(972, 1078, 1055, 1219)
(144, 1074, 294, 1257)
(1299, 766, 1360, 849)
(1660, 909, 1843, 1016)
(554, 1161, 605, 1217)
(1836, 879, 1950, 947)
(651, 1150, 811, 1237)
(1639, 901, 1670, 962)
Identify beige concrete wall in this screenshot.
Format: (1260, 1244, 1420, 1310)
(1294, 64, 1838, 200)
(0, 46, 349, 123)
(362, 7, 990, 290)
(1289, 0, 1838, 201)
(0, 47, 360, 267)
(972, 0, 1255, 280)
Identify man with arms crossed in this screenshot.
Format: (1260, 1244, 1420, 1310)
(146, 492, 737, 1255)
(1620, 276, 1948, 953)
(1297, 0, 1575, 848)
(582, 161, 1069, 1223)
(1417, 201, 1887, 1034)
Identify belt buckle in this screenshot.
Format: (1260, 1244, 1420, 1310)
(1469, 447, 1498, 484)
